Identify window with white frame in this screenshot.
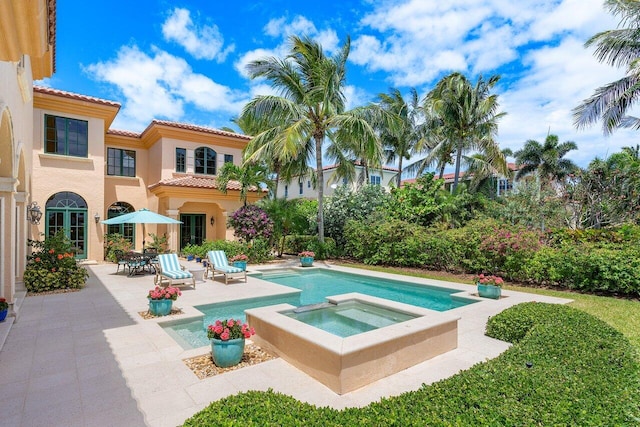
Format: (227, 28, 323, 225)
(370, 175, 381, 186)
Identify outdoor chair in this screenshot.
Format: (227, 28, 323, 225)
(155, 253, 196, 288)
(114, 249, 129, 274)
(206, 250, 247, 285)
(126, 253, 149, 276)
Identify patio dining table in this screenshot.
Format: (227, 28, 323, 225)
(126, 252, 158, 276)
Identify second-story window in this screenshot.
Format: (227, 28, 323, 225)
(370, 175, 381, 186)
(45, 115, 88, 157)
(176, 148, 186, 172)
(107, 148, 136, 177)
(224, 154, 233, 164)
(195, 147, 216, 175)
(299, 181, 303, 195)
(284, 185, 288, 198)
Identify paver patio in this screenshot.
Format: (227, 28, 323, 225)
(0, 260, 571, 426)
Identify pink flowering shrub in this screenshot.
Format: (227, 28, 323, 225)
(479, 227, 544, 277)
(228, 205, 274, 243)
(147, 286, 182, 301)
(207, 319, 255, 341)
(474, 274, 505, 287)
(298, 251, 315, 258)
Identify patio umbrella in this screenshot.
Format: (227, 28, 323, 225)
(101, 208, 182, 249)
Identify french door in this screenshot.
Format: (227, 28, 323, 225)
(46, 209, 87, 259)
(180, 214, 206, 251)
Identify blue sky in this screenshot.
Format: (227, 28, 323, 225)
(41, 0, 638, 169)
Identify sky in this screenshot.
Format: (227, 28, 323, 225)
(40, 0, 639, 171)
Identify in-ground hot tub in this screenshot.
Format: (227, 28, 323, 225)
(246, 292, 459, 394)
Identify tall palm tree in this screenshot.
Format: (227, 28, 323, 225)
(373, 88, 424, 187)
(240, 36, 380, 242)
(573, 0, 640, 134)
(514, 134, 578, 185)
(422, 72, 507, 191)
(464, 148, 514, 193)
(216, 162, 272, 206)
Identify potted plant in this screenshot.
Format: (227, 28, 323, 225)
(474, 274, 504, 299)
(298, 251, 315, 267)
(207, 319, 255, 367)
(147, 285, 182, 316)
(0, 297, 8, 322)
(229, 254, 248, 271)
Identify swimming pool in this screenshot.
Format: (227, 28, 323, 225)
(161, 268, 475, 349)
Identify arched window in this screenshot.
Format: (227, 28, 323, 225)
(45, 192, 88, 259)
(107, 202, 135, 244)
(194, 147, 216, 175)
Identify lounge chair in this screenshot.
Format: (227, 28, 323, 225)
(206, 250, 247, 285)
(155, 253, 196, 288)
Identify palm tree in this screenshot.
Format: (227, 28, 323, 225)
(464, 148, 514, 193)
(373, 88, 424, 187)
(216, 162, 272, 206)
(513, 134, 578, 186)
(240, 36, 380, 242)
(422, 72, 507, 192)
(573, 0, 640, 134)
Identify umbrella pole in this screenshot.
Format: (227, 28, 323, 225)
(142, 223, 146, 250)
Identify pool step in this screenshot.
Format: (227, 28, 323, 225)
(334, 308, 397, 329)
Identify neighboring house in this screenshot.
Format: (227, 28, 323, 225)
(276, 162, 399, 200)
(0, 1, 264, 307)
(401, 163, 518, 196)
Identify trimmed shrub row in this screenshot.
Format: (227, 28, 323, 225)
(343, 218, 640, 296)
(183, 303, 640, 426)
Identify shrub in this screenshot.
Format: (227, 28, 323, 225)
(182, 239, 273, 264)
(183, 303, 640, 426)
(104, 233, 132, 262)
(146, 233, 169, 253)
(283, 236, 336, 260)
(228, 205, 274, 243)
(24, 231, 89, 293)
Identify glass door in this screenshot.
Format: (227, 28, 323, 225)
(180, 214, 206, 251)
(46, 209, 87, 259)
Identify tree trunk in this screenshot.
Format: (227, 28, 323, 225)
(273, 170, 280, 199)
(315, 135, 325, 242)
(396, 157, 403, 187)
(452, 142, 463, 192)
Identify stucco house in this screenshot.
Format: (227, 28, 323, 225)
(0, 0, 264, 310)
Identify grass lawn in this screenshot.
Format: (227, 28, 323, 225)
(338, 262, 640, 352)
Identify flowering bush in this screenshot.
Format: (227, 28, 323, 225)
(228, 205, 274, 243)
(207, 319, 255, 341)
(298, 251, 315, 258)
(229, 254, 248, 262)
(0, 298, 8, 311)
(24, 231, 89, 293)
(474, 274, 504, 287)
(104, 233, 133, 262)
(147, 286, 182, 301)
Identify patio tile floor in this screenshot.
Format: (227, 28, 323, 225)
(0, 260, 571, 426)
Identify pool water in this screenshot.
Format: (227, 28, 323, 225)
(161, 268, 475, 349)
(283, 300, 419, 337)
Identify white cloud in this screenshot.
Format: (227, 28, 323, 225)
(85, 45, 248, 131)
(162, 8, 235, 62)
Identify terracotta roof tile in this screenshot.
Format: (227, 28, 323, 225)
(145, 120, 252, 140)
(33, 85, 120, 108)
(148, 175, 267, 192)
(107, 129, 141, 138)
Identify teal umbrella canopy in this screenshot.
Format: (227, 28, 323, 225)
(101, 208, 182, 249)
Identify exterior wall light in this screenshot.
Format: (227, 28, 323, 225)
(27, 202, 43, 225)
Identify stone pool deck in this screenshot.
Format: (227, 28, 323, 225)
(0, 260, 571, 426)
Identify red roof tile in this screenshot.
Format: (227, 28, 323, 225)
(144, 120, 252, 140)
(148, 175, 267, 192)
(107, 129, 141, 138)
(33, 85, 121, 107)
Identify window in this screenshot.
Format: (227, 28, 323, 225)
(224, 154, 233, 164)
(299, 181, 303, 195)
(370, 175, 381, 186)
(284, 185, 288, 198)
(45, 115, 88, 157)
(307, 180, 311, 188)
(176, 148, 186, 173)
(195, 147, 216, 175)
(342, 178, 348, 186)
(107, 148, 136, 177)
(497, 178, 513, 196)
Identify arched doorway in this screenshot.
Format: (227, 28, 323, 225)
(46, 192, 88, 259)
(106, 202, 135, 245)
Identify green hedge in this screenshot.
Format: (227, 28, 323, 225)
(183, 303, 639, 426)
(283, 235, 336, 260)
(181, 239, 273, 264)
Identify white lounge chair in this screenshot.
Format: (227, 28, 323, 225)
(155, 253, 196, 288)
(206, 250, 247, 285)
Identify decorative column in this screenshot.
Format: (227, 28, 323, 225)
(166, 209, 180, 253)
(14, 191, 27, 291)
(0, 177, 18, 305)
